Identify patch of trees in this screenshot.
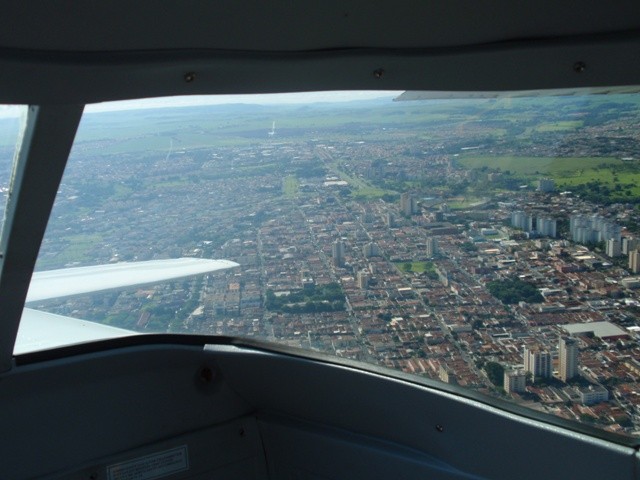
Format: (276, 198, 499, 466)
(483, 361, 505, 387)
(568, 180, 636, 205)
(487, 278, 543, 304)
(460, 242, 478, 253)
(265, 282, 345, 313)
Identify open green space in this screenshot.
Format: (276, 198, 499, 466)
(265, 282, 345, 313)
(396, 261, 436, 274)
(458, 155, 640, 201)
(555, 168, 640, 197)
(36, 234, 103, 270)
(283, 175, 298, 197)
(458, 156, 621, 177)
(487, 278, 543, 305)
(326, 161, 397, 199)
(535, 120, 583, 132)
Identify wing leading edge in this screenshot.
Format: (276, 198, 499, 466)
(15, 258, 239, 355)
(26, 258, 239, 302)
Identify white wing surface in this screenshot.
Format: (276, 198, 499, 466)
(27, 258, 239, 302)
(15, 308, 136, 355)
(15, 258, 239, 355)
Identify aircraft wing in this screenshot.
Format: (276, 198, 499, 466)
(26, 258, 239, 302)
(15, 258, 239, 355)
(15, 308, 136, 355)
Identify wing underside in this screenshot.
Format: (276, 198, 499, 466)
(15, 258, 239, 354)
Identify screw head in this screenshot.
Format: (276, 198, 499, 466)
(573, 62, 586, 73)
(373, 68, 385, 79)
(199, 366, 215, 383)
(435, 424, 444, 433)
(184, 72, 196, 83)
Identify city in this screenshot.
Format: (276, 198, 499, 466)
(19, 90, 640, 438)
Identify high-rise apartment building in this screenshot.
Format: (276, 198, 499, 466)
(357, 270, 370, 289)
(363, 242, 381, 258)
(536, 217, 557, 238)
(400, 193, 417, 216)
(523, 346, 552, 379)
(559, 337, 578, 382)
(426, 237, 437, 257)
(332, 239, 345, 268)
(606, 238, 621, 258)
(630, 249, 640, 274)
(511, 211, 533, 232)
(622, 237, 640, 255)
(504, 370, 527, 393)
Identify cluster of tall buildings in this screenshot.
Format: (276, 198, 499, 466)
(569, 214, 621, 245)
(400, 193, 418, 216)
(514, 338, 579, 383)
(523, 346, 552, 379)
(623, 238, 640, 272)
(510, 211, 557, 237)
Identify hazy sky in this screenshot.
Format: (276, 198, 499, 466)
(0, 105, 26, 119)
(85, 91, 403, 113)
(0, 91, 402, 119)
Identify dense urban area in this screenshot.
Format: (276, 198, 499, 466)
(10, 91, 640, 438)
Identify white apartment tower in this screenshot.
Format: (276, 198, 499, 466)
(332, 239, 345, 268)
(357, 270, 370, 289)
(426, 237, 437, 257)
(524, 346, 552, 379)
(536, 217, 557, 238)
(606, 238, 621, 258)
(630, 249, 640, 274)
(559, 337, 579, 382)
(504, 370, 527, 393)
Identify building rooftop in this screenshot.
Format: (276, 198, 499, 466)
(562, 321, 629, 339)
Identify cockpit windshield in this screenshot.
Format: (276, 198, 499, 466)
(20, 88, 640, 440)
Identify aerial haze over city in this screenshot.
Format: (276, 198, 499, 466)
(5, 89, 640, 438)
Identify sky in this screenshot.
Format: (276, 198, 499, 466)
(84, 91, 403, 113)
(0, 91, 402, 119)
(0, 105, 26, 119)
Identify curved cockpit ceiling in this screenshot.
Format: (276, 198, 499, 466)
(1, 1, 639, 52)
(0, 1, 640, 103)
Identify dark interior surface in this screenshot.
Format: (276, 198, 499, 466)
(2, 342, 635, 480)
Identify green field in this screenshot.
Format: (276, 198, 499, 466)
(555, 168, 640, 199)
(535, 120, 583, 132)
(283, 175, 298, 197)
(36, 234, 103, 270)
(395, 261, 435, 273)
(458, 155, 640, 200)
(458, 156, 622, 177)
